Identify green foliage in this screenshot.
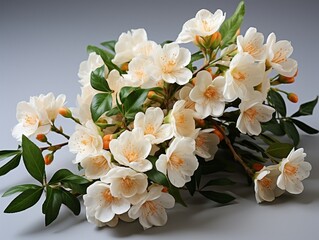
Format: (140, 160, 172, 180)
(22, 135, 45, 183)
(87, 45, 121, 72)
(266, 142, 294, 158)
(219, 1, 245, 48)
(0, 153, 21, 177)
(60, 189, 81, 216)
(292, 119, 319, 134)
(291, 96, 318, 117)
(43, 186, 62, 226)
(202, 178, 235, 189)
(90, 66, 111, 92)
(2, 184, 40, 197)
(169, 184, 187, 207)
(100, 40, 116, 53)
(123, 88, 149, 119)
(0, 150, 21, 161)
(268, 89, 287, 116)
(282, 119, 300, 146)
(91, 93, 113, 122)
(199, 190, 235, 204)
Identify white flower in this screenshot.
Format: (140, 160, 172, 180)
(193, 129, 220, 161)
(134, 107, 173, 144)
(170, 100, 196, 138)
(237, 27, 267, 61)
(255, 69, 271, 101)
(86, 212, 133, 228)
(83, 181, 130, 224)
(254, 165, 284, 203)
(151, 43, 192, 85)
(12, 93, 66, 141)
(128, 185, 175, 230)
(109, 128, 152, 172)
(266, 33, 298, 77)
(277, 148, 312, 194)
(107, 69, 128, 107)
(112, 28, 148, 66)
(134, 40, 161, 58)
(176, 9, 226, 43)
(224, 53, 265, 101)
(69, 120, 103, 163)
(78, 52, 106, 87)
(236, 93, 275, 135)
(156, 137, 198, 187)
(101, 166, 148, 198)
(74, 85, 97, 124)
(189, 70, 226, 118)
(81, 151, 113, 179)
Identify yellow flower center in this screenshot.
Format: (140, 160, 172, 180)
(204, 86, 218, 100)
(284, 163, 298, 176)
(81, 136, 94, 146)
(162, 59, 176, 73)
(121, 177, 134, 190)
(144, 201, 157, 215)
(103, 188, 113, 203)
(135, 70, 145, 80)
(175, 113, 185, 124)
(260, 177, 272, 189)
(144, 124, 155, 135)
(232, 69, 246, 81)
(272, 49, 287, 64)
(201, 19, 212, 32)
(92, 156, 107, 169)
(24, 115, 38, 126)
(124, 149, 138, 163)
(245, 108, 258, 122)
(196, 135, 205, 148)
(169, 153, 184, 169)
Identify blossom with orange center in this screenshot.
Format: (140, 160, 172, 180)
(81, 151, 112, 179)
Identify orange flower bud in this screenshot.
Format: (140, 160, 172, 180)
(210, 31, 222, 49)
(236, 28, 240, 36)
(59, 107, 72, 118)
(121, 62, 129, 72)
(36, 134, 47, 143)
(103, 134, 113, 150)
(195, 118, 205, 128)
(194, 35, 205, 48)
(252, 163, 264, 172)
(279, 75, 295, 84)
(288, 93, 298, 103)
(213, 128, 224, 141)
(44, 153, 54, 165)
(147, 91, 156, 98)
(162, 187, 169, 193)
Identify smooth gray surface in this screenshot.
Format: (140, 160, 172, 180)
(0, 0, 318, 239)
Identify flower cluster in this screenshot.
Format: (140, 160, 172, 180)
(1, 1, 317, 231)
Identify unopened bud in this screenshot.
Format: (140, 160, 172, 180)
(162, 187, 169, 193)
(288, 93, 298, 103)
(236, 28, 241, 36)
(59, 107, 72, 118)
(252, 163, 264, 172)
(44, 153, 54, 165)
(36, 134, 47, 143)
(210, 32, 222, 49)
(194, 35, 205, 48)
(279, 75, 295, 84)
(147, 91, 164, 103)
(103, 134, 113, 150)
(121, 62, 129, 72)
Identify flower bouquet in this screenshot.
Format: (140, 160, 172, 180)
(1, 1, 317, 230)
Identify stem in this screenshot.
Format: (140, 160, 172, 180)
(213, 123, 254, 178)
(192, 62, 210, 78)
(51, 124, 70, 140)
(41, 142, 68, 151)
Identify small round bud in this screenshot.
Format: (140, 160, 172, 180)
(36, 134, 47, 143)
(279, 75, 295, 84)
(194, 35, 205, 48)
(103, 134, 113, 150)
(288, 93, 298, 103)
(252, 163, 264, 172)
(210, 31, 222, 49)
(121, 62, 129, 72)
(59, 107, 72, 118)
(44, 153, 54, 165)
(162, 187, 169, 193)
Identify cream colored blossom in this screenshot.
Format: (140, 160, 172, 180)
(134, 107, 173, 144)
(254, 165, 284, 203)
(101, 166, 148, 198)
(156, 137, 198, 187)
(128, 185, 175, 230)
(277, 148, 312, 194)
(109, 128, 152, 172)
(176, 9, 226, 43)
(81, 151, 113, 179)
(193, 129, 220, 161)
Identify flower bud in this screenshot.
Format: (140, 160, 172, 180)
(210, 31, 222, 49)
(121, 62, 129, 72)
(288, 93, 298, 103)
(252, 163, 264, 172)
(147, 91, 164, 103)
(44, 153, 54, 165)
(36, 134, 47, 143)
(103, 134, 113, 150)
(279, 75, 295, 84)
(59, 107, 72, 118)
(194, 35, 205, 48)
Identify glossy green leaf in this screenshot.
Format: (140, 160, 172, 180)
(105, 106, 121, 117)
(22, 135, 45, 183)
(0, 153, 21, 177)
(4, 187, 43, 213)
(87, 45, 121, 72)
(202, 178, 235, 189)
(266, 142, 294, 158)
(2, 184, 40, 197)
(61, 189, 81, 216)
(119, 86, 139, 103)
(124, 89, 149, 119)
(49, 169, 90, 185)
(262, 117, 285, 136)
(146, 168, 169, 187)
(43, 186, 62, 226)
(268, 89, 286, 116)
(292, 119, 319, 134)
(200, 190, 235, 204)
(90, 66, 111, 92)
(291, 96, 318, 117)
(62, 182, 91, 195)
(191, 51, 204, 63)
(91, 93, 113, 122)
(100, 40, 116, 53)
(282, 120, 300, 146)
(160, 40, 173, 47)
(169, 184, 187, 207)
(0, 150, 21, 161)
(219, 1, 245, 48)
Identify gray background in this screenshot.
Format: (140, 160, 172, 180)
(0, 0, 318, 239)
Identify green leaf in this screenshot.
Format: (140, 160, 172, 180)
(266, 142, 294, 158)
(259, 134, 280, 145)
(119, 86, 139, 103)
(43, 186, 62, 226)
(90, 66, 111, 92)
(262, 117, 285, 136)
(100, 40, 116, 53)
(191, 51, 204, 63)
(4, 187, 43, 213)
(62, 182, 91, 195)
(292, 119, 319, 134)
(282, 120, 300, 146)
(90, 93, 113, 122)
(22, 135, 45, 183)
(219, 1, 245, 48)
(0, 150, 21, 161)
(105, 106, 121, 117)
(199, 190, 235, 204)
(291, 96, 318, 117)
(169, 184, 187, 207)
(2, 184, 40, 197)
(61, 189, 81, 216)
(87, 45, 121, 72)
(0, 153, 21, 177)
(146, 168, 169, 187)
(202, 178, 235, 189)
(160, 40, 173, 47)
(49, 169, 90, 185)
(123, 89, 149, 119)
(268, 89, 286, 116)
